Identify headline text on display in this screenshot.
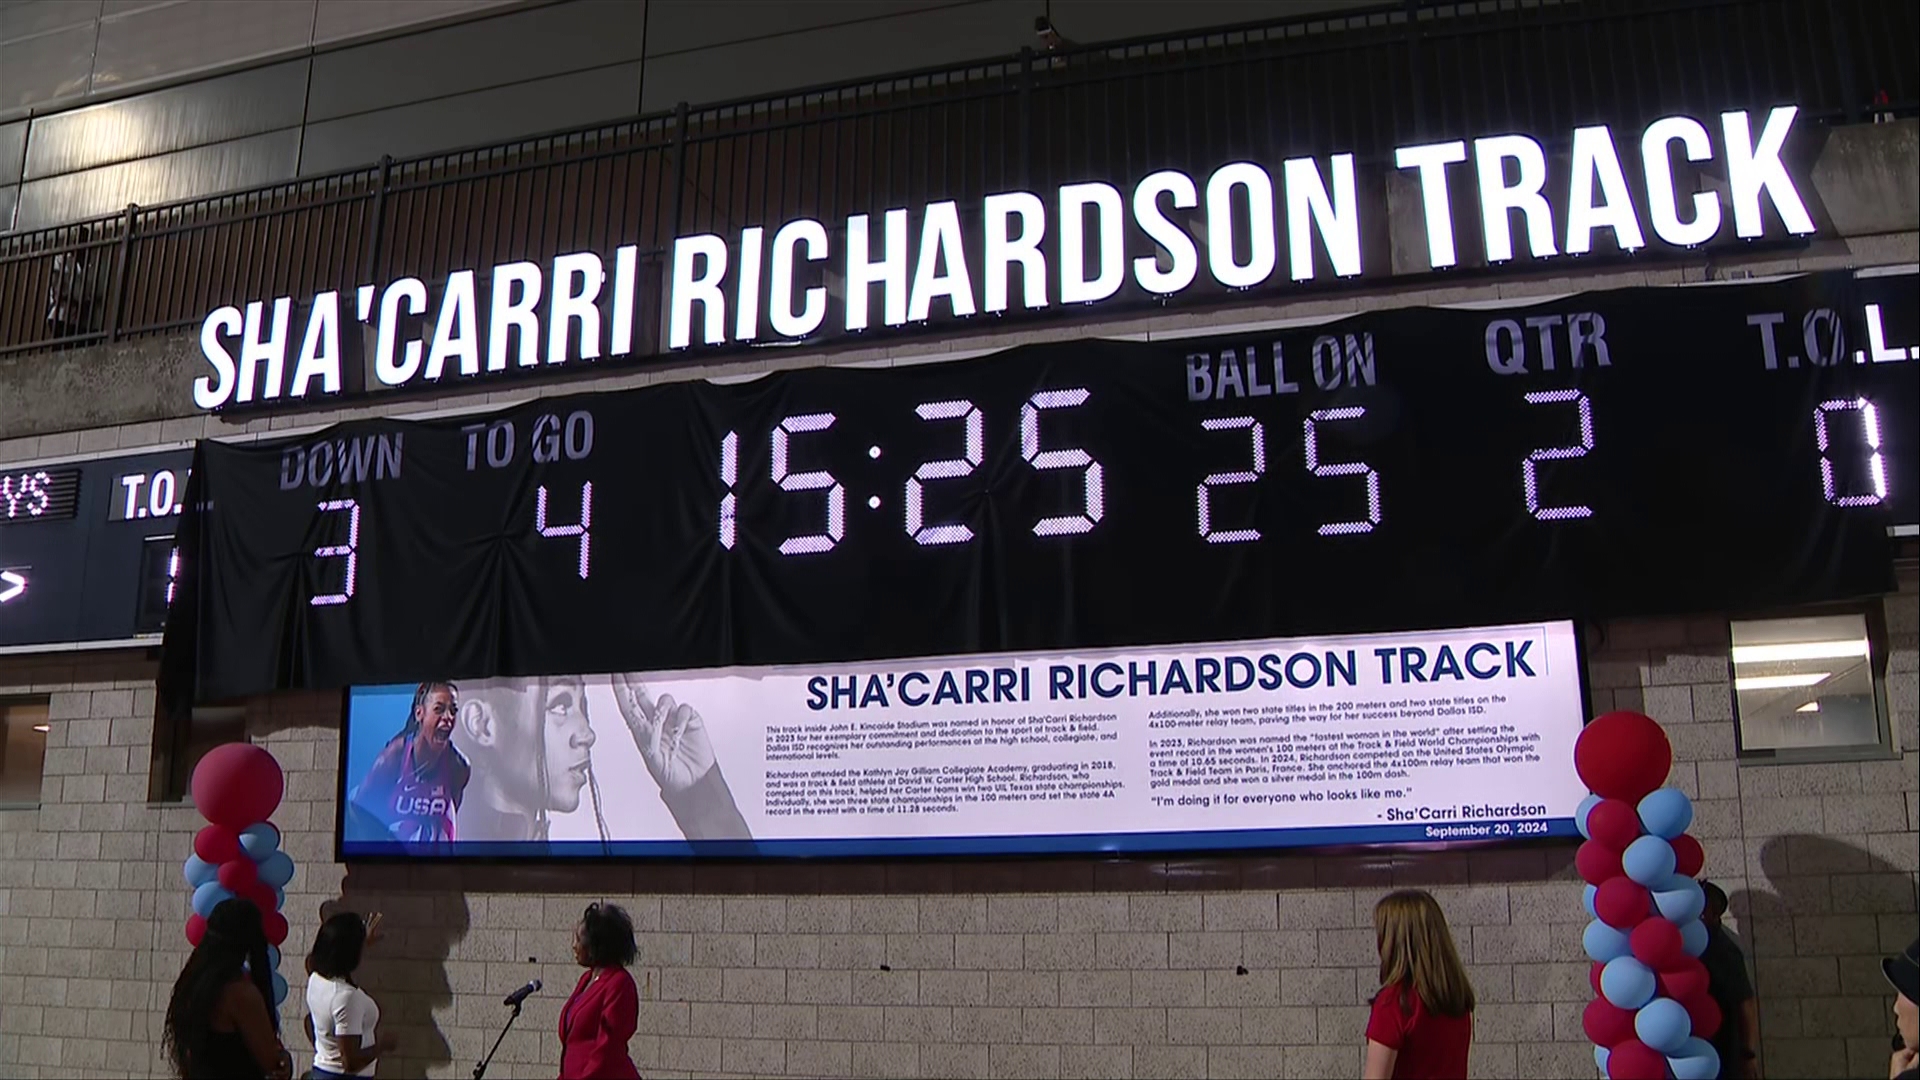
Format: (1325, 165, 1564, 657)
(188, 107, 1819, 410)
(157, 269, 1910, 705)
(335, 621, 1586, 859)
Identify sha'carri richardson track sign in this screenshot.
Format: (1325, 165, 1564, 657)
(159, 268, 1912, 708)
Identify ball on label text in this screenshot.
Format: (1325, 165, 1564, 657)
(1574, 711, 1672, 802)
(190, 743, 284, 830)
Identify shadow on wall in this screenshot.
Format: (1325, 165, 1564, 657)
(321, 803, 473, 1080)
(1732, 833, 1918, 1080)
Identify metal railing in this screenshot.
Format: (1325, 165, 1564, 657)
(0, 0, 1913, 363)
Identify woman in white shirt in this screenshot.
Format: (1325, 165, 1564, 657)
(303, 912, 397, 1078)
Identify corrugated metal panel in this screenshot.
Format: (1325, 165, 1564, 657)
(91, 0, 314, 93)
(306, 0, 647, 122)
(24, 60, 308, 180)
(12, 127, 298, 229)
(0, 120, 26, 185)
(640, 0, 1031, 112)
(643, 0, 970, 56)
(312, 0, 519, 46)
(0, 0, 102, 43)
(0, 22, 95, 111)
(298, 62, 643, 176)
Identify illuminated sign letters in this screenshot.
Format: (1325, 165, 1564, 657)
(191, 107, 1816, 411)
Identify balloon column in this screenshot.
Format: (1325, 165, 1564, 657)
(1575, 711, 1720, 1080)
(180, 743, 297, 1008)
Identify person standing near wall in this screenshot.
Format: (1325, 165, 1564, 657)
(1887, 938, 1919, 1080)
(304, 912, 399, 1079)
(1364, 889, 1475, 1079)
(1699, 881, 1759, 1079)
(162, 898, 293, 1080)
(558, 902, 641, 1080)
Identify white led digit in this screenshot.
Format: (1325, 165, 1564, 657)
(906, 400, 983, 545)
(1021, 388, 1104, 537)
(1815, 397, 1887, 506)
(165, 547, 180, 606)
(1197, 416, 1264, 543)
(535, 481, 593, 578)
(1303, 407, 1380, 536)
(719, 430, 738, 549)
(1521, 389, 1596, 520)
(311, 498, 360, 606)
(772, 413, 845, 555)
(148, 470, 177, 518)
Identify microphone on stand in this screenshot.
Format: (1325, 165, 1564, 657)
(475, 979, 542, 1080)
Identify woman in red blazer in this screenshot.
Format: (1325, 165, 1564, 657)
(558, 903, 641, 1080)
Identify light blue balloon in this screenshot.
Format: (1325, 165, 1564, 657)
(239, 823, 281, 862)
(1638, 788, 1694, 839)
(184, 854, 217, 889)
(1680, 918, 1709, 957)
(1623, 835, 1678, 886)
(1575, 793, 1602, 839)
(1584, 919, 1633, 963)
(273, 886, 285, 911)
(267, 945, 281, 971)
(1582, 884, 1599, 918)
(256, 851, 295, 889)
(1593, 1046, 1610, 1073)
(1667, 1037, 1720, 1080)
(191, 881, 234, 919)
(1653, 875, 1706, 924)
(1635, 996, 1692, 1054)
(1601, 956, 1657, 1010)
(270, 971, 288, 1007)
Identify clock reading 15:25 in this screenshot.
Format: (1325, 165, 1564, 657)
(108, 467, 191, 521)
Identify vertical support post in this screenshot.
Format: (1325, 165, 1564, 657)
(1018, 46, 1034, 191)
(669, 101, 690, 240)
(1404, 0, 1425, 138)
(104, 202, 138, 341)
(362, 154, 394, 282)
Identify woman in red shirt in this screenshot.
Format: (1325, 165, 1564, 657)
(1364, 889, 1475, 1080)
(558, 903, 641, 1080)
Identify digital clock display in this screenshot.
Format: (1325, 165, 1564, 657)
(0, 467, 80, 522)
(160, 269, 1913, 704)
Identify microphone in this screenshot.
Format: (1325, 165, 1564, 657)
(502, 979, 541, 1007)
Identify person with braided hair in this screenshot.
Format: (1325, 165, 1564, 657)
(348, 680, 471, 846)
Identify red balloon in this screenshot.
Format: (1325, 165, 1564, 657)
(1589, 961, 1605, 995)
(1630, 916, 1685, 969)
(241, 881, 277, 914)
(263, 910, 288, 946)
(216, 858, 258, 893)
(1595, 877, 1653, 929)
(1657, 956, 1711, 1002)
(1587, 799, 1643, 850)
(1670, 833, 1705, 878)
(1682, 991, 1722, 1040)
(1577, 840, 1625, 885)
(1582, 998, 1637, 1048)
(193, 824, 240, 865)
(185, 913, 207, 947)
(190, 743, 285, 831)
(1606, 1039, 1668, 1080)
(1575, 711, 1673, 802)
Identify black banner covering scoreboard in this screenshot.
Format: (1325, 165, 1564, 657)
(0, 449, 195, 648)
(161, 269, 1914, 704)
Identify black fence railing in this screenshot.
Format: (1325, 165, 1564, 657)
(0, 0, 1913, 361)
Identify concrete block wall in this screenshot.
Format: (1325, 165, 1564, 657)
(0, 574, 1914, 1079)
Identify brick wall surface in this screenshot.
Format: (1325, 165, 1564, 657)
(1, 577, 1913, 1080)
